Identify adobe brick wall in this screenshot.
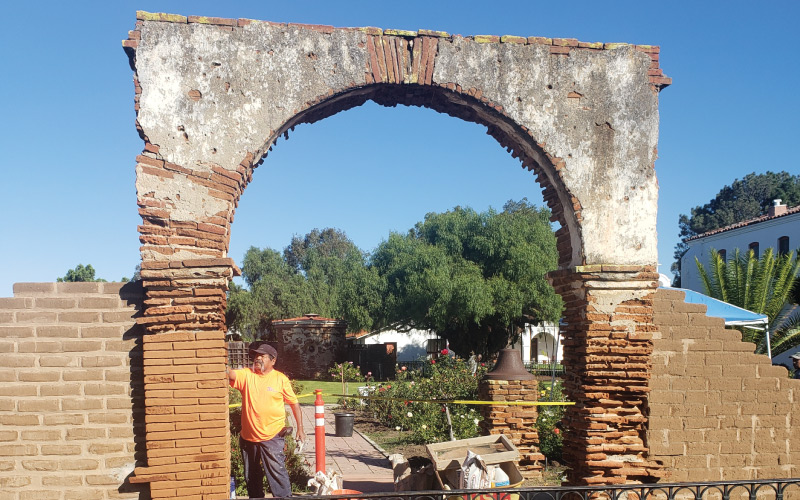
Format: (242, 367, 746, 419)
(0, 282, 145, 500)
(549, 265, 662, 485)
(479, 379, 544, 477)
(648, 288, 800, 481)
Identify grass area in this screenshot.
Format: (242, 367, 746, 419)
(294, 380, 363, 404)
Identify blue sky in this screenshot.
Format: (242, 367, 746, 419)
(1, 1, 797, 295)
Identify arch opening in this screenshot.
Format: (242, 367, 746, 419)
(241, 84, 581, 270)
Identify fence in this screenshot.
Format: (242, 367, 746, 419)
(227, 341, 250, 369)
(305, 478, 800, 500)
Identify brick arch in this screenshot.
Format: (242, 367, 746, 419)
(125, 12, 670, 496)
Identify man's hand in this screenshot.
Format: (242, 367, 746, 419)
(288, 402, 306, 448)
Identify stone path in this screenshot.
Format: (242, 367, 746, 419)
(298, 405, 395, 493)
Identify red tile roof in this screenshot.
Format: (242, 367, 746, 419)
(272, 314, 341, 323)
(687, 204, 800, 241)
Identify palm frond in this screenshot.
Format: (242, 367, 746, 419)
(696, 256, 714, 297)
(749, 249, 773, 316)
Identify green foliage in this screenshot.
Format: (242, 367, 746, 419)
(696, 248, 800, 354)
(226, 228, 383, 339)
(371, 199, 562, 355)
(229, 387, 310, 495)
(363, 353, 486, 443)
(328, 362, 365, 408)
(535, 380, 566, 461)
(673, 171, 800, 284)
(57, 264, 106, 283)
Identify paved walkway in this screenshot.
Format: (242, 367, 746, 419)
(298, 405, 395, 493)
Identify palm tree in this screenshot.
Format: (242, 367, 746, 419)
(695, 248, 800, 355)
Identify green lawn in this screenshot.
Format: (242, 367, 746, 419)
(294, 380, 364, 404)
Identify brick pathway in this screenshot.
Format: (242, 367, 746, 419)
(298, 405, 395, 493)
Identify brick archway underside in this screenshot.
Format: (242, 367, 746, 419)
(125, 11, 670, 497)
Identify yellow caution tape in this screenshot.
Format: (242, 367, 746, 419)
(228, 393, 574, 409)
(331, 394, 573, 406)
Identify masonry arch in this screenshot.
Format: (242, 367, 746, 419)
(244, 83, 579, 267)
(126, 12, 670, 496)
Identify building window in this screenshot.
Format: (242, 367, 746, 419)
(778, 236, 789, 256)
(749, 242, 759, 259)
(717, 249, 726, 262)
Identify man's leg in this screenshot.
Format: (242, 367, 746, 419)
(239, 437, 266, 498)
(260, 436, 292, 497)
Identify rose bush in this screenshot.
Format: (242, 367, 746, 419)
(363, 354, 488, 443)
(536, 379, 566, 461)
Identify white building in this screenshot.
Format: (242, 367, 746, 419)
(681, 200, 800, 293)
(518, 322, 563, 364)
(352, 322, 564, 364)
(348, 327, 439, 361)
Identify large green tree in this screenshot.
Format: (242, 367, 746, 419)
(57, 264, 106, 283)
(371, 199, 563, 355)
(695, 248, 800, 355)
(226, 229, 382, 340)
(673, 171, 800, 285)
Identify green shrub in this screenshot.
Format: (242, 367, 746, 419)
(328, 361, 365, 409)
(535, 379, 565, 461)
(363, 353, 486, 443)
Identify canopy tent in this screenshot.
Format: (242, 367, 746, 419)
(661, 287, 772, 355)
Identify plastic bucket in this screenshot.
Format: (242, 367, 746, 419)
(330, 489, 363, 500)
(334, 412, 355, 437)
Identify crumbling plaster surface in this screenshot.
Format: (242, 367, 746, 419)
(134, 20, 660, 267)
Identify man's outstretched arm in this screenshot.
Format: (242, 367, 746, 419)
(288, 403, 306, 444)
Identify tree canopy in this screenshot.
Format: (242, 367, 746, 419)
(57, 264, 106, 283)
(672, 171, 800, 285)
(695, 247, 800, 355)
(371, 199, 562, 355)
(226, 229, 382, 339)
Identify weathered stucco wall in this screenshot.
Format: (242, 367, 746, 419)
(128, 14, 667, 269)
(649, 288, 800, 481)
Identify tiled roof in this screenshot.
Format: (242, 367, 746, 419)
(346, 330, 371, 340)
(687, 204, 800, 241)
(272, 314, 341, 323)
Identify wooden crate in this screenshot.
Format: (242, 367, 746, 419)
(425, 435, 519, 471)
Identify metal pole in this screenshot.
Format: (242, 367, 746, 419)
(766, 325, 772, 360)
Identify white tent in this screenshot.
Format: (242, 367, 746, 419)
(664, 287, 772, 356)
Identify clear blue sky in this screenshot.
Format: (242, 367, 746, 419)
(1, 1, 797, 296)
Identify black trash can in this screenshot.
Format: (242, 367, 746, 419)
(334, 412, 355, 437)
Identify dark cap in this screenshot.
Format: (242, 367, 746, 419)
(249, 341, 277, 359)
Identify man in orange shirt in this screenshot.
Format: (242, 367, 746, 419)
(228, 342, 306, 498)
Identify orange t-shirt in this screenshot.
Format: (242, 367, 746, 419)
(231, 368, 298, 442)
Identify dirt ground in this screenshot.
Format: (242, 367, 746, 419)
(352, 411, 566, 487)
(353, 412, 429, 462)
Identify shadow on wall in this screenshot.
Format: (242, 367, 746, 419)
(120, 281, 149, 499)
(398, 344, 426, 362)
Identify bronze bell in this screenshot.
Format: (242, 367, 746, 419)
(483, 348, 535, 381)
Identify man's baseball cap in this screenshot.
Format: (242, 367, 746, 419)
(790, 352, 800, 360)
(249, 341, 277, 359)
